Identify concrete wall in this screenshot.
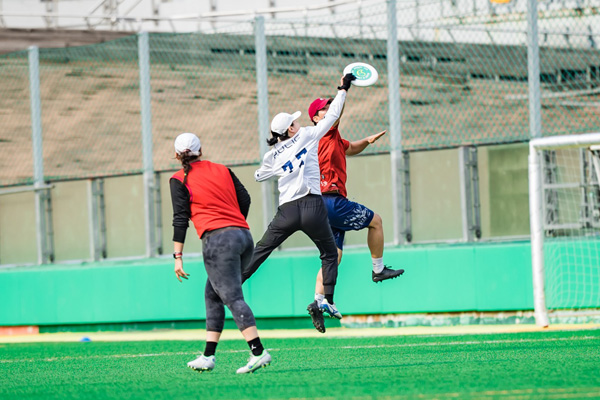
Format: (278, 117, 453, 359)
(0, 143, 531, 265)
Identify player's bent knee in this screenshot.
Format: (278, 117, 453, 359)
(228, 299, 256, 330)
(222, 295, 245, 308)
(369, 213, 382, 229)
(324, 251, 338, 264)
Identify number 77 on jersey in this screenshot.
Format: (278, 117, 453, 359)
(282, 148, 307, 173)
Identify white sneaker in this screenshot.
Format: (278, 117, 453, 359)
(187, 354, 215, 372)
(236, 350, 272, 374)
(319, 299, 342, 319)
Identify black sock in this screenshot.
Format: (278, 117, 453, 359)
(204, 341, 218, 357)
(247, 337, 264, 356)
(325, 294, 334, 304)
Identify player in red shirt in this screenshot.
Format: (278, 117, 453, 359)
(305, 98, 405, 333)
(170, 132, 271, 373)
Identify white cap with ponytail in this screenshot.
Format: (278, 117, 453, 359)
(174, 133, 201, 156)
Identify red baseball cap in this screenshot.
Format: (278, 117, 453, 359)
(308, 97, 333, 120)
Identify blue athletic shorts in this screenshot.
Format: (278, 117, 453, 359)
(322, 194, 375, 250)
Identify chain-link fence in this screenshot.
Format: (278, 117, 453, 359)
(38, 36, 142, 182)
(1, 0, 600, 266)
(1, 50, 33, 186)
(2, 0, 599, 187)
(148, 31, 261, 172)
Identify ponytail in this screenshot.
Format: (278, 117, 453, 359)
(267, 132, 279, 146)
(267, 130, 289, 146)
(176, 150, 197, 185)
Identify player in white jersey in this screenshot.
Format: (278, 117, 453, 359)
(242, 73, 357, 319)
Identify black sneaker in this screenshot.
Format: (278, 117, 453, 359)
(307, 301, 326, 333)
(372, 266, 405, 283)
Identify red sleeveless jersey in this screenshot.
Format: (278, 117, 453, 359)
(318, 126, 350, 197)
(171, 161, 249, 238)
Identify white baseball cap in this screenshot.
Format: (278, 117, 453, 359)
(174, 132, 201, 156)
(271, 111, 301, 135)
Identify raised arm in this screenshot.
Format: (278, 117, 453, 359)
(331, 102, 345, 129)
(346, 130, 387, 156)
(312, 90, 346, 137)
(308, 74, 356, 141)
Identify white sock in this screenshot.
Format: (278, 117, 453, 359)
(315, 293, 324, 305)
(372, 257, 384, 274)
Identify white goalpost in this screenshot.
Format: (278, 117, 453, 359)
(529, 132, 600, 327)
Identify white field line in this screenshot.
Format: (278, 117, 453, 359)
(0, 349, 250, 364)
(2, 324, 599, 343)
(1, 335, 598, 365)
(339, 335, 600, 349)
(356, 387, 600, 399)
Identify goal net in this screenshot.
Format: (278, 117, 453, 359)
(529, 133, 600, 327)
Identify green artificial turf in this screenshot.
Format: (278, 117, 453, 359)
(1, 329, 599, 399)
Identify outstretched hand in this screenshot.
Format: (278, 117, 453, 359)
(367, 130, 387, 144)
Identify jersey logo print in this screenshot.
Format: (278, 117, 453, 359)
(281, 148, 308, 173)
(296, 148, 307, 169)
(282, 160, 293, 172)
(273, 135, 300, 159)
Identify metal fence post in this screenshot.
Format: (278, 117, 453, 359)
(402, 151, 412, 243)
(138, 31, 157, 258)
(254, 15, 275, 231)
(28, 46, 52, 265)
(459, 146, 481, 242)
(386, 0, 405, 245)
(154, 171, 163, 255)
(527, 0, 542, 139)
(88, 178, 107, 261)
(459, 147, 473, 242)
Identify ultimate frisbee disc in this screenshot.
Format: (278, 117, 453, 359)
(343, 62, 378, 87)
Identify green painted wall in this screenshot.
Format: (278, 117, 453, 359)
(0, 241, 542, 326)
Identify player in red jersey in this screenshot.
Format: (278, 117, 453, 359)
(305, 98, 405, 333)
(170, 132, 270, 373)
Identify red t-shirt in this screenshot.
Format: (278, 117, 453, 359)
(318, 125, 350, 198)
(171, 161, 249, 238)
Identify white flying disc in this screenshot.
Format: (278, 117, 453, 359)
(343, 62, 378, 87)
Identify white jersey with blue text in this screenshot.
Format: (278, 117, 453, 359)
(255, 90, 347, 206)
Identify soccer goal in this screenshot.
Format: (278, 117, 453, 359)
(529, 132, 600, 327)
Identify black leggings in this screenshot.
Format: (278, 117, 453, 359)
(202, 227, 256, 332)
(242, 194, 339, 295)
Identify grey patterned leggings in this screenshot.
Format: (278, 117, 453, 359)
(202, 227, 256, 332)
